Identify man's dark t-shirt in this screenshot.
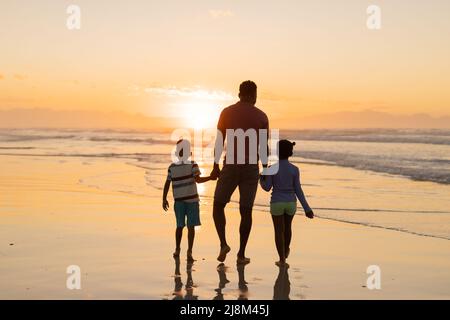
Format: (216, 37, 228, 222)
(217, 101, 269, 165)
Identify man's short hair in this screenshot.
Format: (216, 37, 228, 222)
(239, 80, 257, 98)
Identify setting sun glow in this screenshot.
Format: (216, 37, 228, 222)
(180, 102, 222, 129)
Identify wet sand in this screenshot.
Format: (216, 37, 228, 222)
(0, 155, 449, 299)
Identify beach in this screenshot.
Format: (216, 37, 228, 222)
(1, 145, 449, 299)
(2, 0, 450, 303)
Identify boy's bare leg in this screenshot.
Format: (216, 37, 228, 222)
(187, 226, 196, 262)
(284, 215, 294, 259)
(271, 215, 286, 265)
(174, 227, 183, 257)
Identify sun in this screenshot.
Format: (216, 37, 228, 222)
(180, 102, 221, 129)
(191, 114, 213, 130)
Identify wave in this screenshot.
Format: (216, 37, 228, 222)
(3, 128, 450, 145)
(0, 152, 170, 162)
(311, 216, 449, 241)
(2, 128, 449, 184)
(0, 132, 173, 145)
(3, 128, 450, 146)
(282, 129, 450, 146)
(251, 202, 450, 240)
(0, 134, 78, 142)
(87, 136, 173, 144)
(292, 151, 450, 184)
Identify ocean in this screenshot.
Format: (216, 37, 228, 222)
(1, 128, 449, 240)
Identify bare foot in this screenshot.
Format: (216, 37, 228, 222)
(187, 250, 196, 262)
(173, 248, 181, 258)
(236, 256, 251, 265)
(217, 245, 231, 262)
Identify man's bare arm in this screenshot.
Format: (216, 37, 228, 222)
(212, 128, 226, 178)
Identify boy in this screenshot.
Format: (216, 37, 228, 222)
(162, 139, 215, 262)
(260, 139, 314, 267)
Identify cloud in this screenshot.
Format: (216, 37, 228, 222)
(143, 85, 234, 101)
(209, 9, 234, 19)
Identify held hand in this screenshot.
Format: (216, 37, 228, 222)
(260, 165, 271, 177)
(162, 199, 169, 212)
(305, 209, 314, 219)
(210, 165, 221, 180)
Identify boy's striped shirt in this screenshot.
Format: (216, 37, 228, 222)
(167, 161, 200, 202)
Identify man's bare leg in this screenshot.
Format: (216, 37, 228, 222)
(237, 206, 252, 264)
(213, 201, 231, 262)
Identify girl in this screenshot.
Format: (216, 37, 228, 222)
(260, 140, 314, 267)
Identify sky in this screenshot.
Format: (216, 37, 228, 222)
(1, 0, 450, 129)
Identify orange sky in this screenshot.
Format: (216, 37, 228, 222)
(1, 0, 450, 128)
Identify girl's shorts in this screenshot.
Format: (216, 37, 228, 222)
(270, 202, 297, 216)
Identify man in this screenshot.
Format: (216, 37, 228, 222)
(211, 80, 269, 264)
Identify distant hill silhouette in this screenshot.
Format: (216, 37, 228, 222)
(0, 108, 448, 129)
(0, 108, 182, 131)
(274, 110, 450, 129)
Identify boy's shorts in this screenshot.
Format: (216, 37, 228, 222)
(270, 202, 297, 216)
(174, 201, 201, 228)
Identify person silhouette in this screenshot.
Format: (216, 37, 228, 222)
(273, 265, 291, 300)
(213, 263, 230, 300)
(184, 261, 198, 300)
(237, 263, 249, 300)
(172, 257, 198, 300)
(172, 257, 183, 300)
(163, 139, 215, 262)
(211, 81, 269, 265)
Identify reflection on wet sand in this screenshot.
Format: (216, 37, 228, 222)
(214, 262, 249, 300)
(273, 265, 291, 300)
(213, 263, 230, 300)
(237, 263, 249, 300)
(172, 257, 198, 300)
(171, 258, 292, 300)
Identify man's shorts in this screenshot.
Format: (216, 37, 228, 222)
(270, 202, 297, 216)
(174, 201, 201, 228)
(214, 164, 259, 208)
